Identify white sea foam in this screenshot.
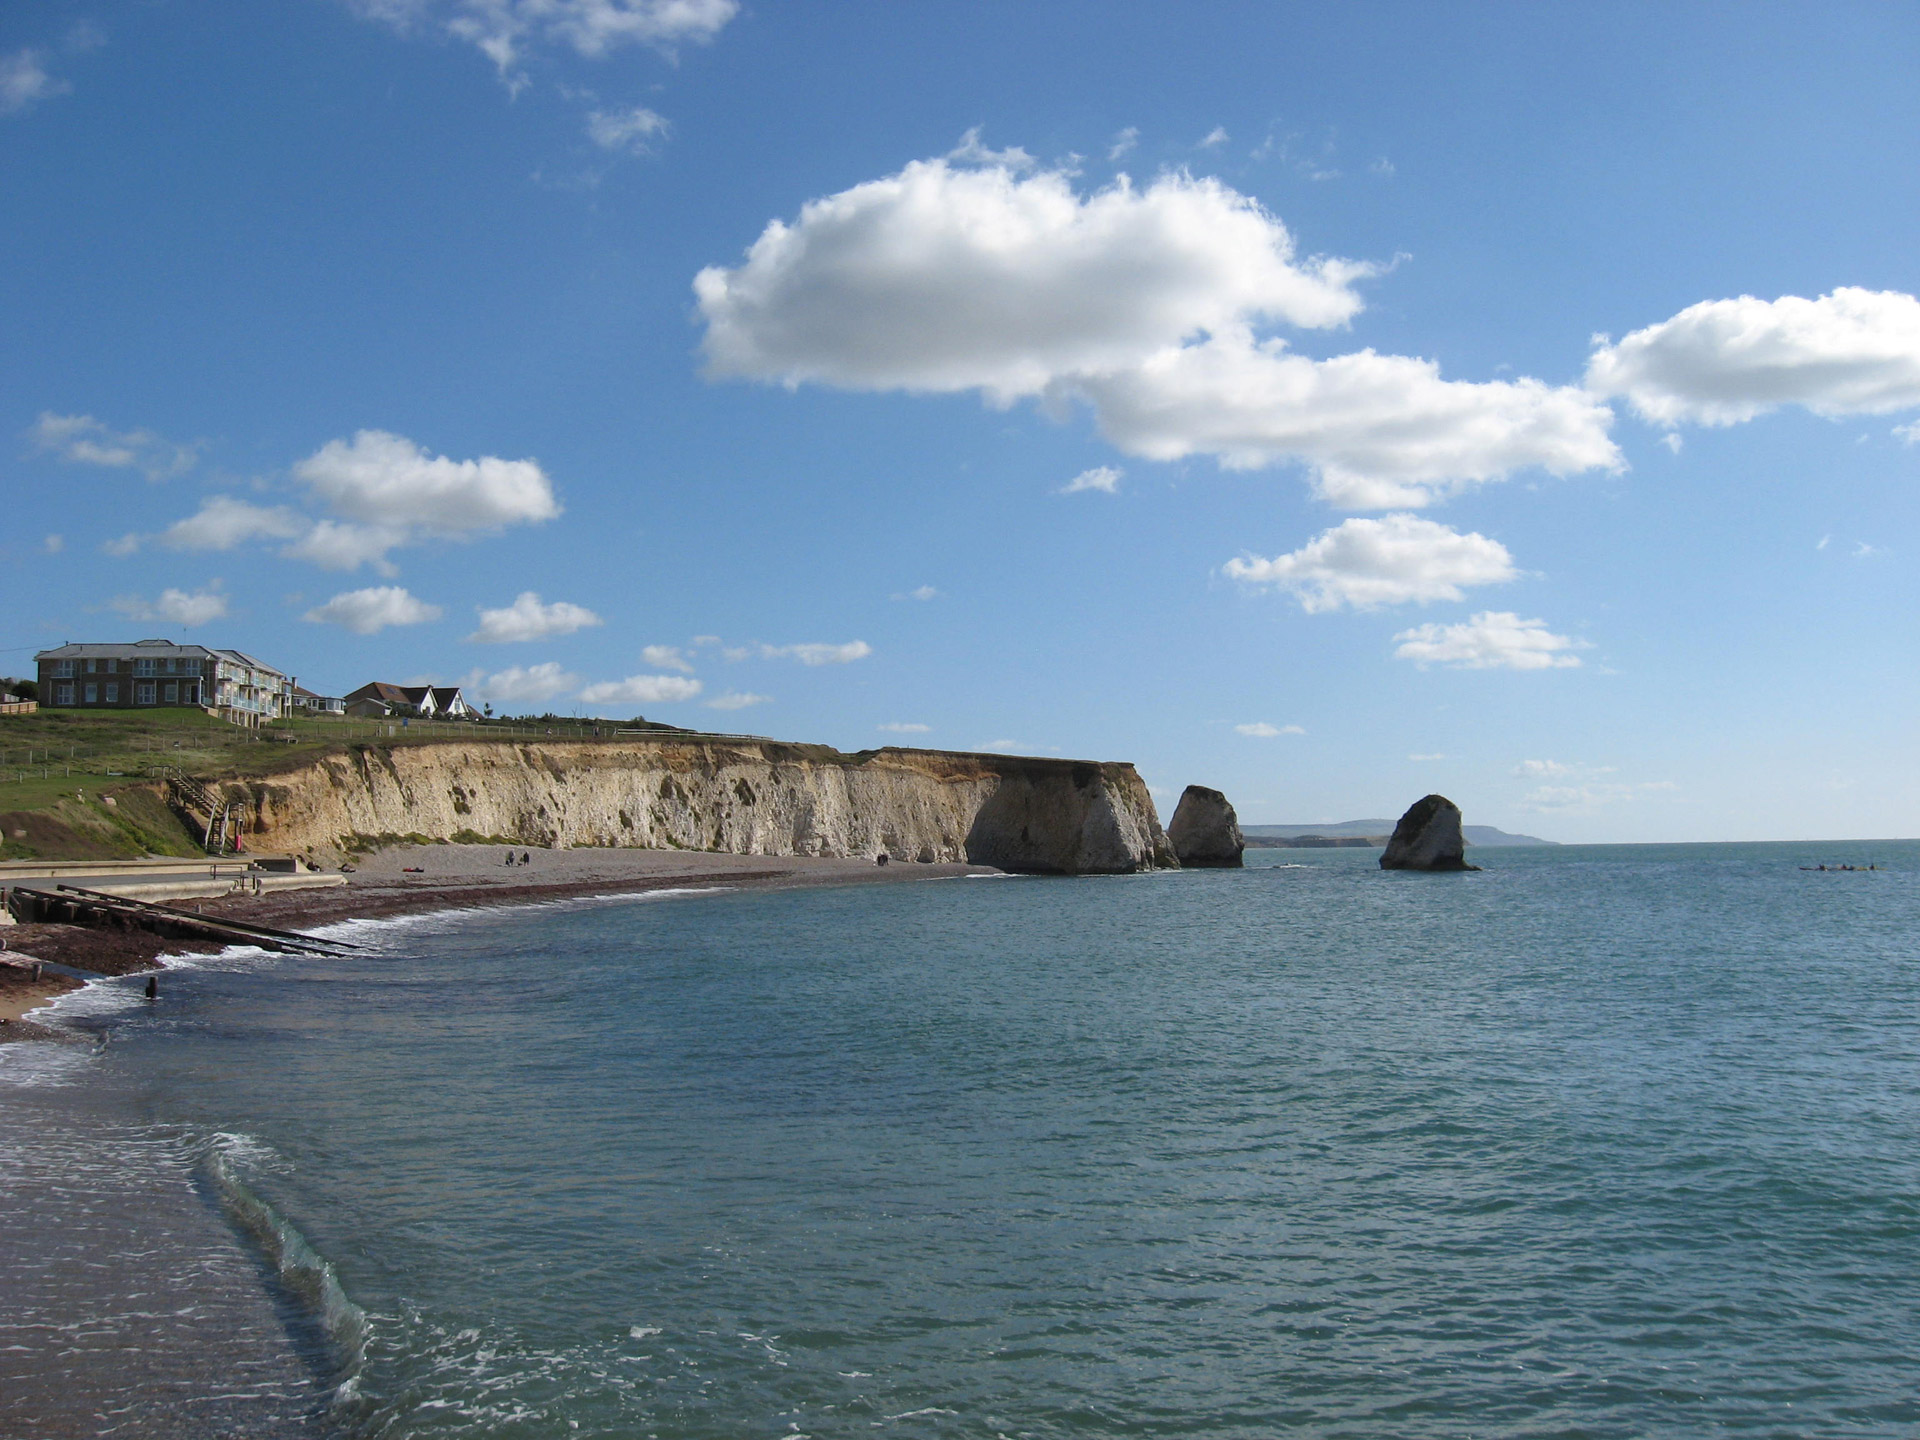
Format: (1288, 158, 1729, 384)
(304, 884, 738, 952)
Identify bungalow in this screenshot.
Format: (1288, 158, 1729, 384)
(344, 682, 478, 720)
(292, 685, 347, 715)
(36, 640, 295, 727)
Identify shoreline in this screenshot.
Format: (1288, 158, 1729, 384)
(0, 844, 1003, 1038)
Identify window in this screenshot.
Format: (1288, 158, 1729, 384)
(183, 682, 198, 704)
(104, 683, 118, 703)
(85, 659, 97, 674)
(134, 659, 156, 676)
(163, 681, 178, 703)
(54, 682, 73, 705)
(135, 682, 156, 705)
(52, 660, 74, 678)
(83, 683, 97, 703)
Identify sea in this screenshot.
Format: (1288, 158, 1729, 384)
(4, 841, 1919, 1439)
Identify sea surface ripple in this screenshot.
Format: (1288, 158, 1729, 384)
(5, 841, 1919, 1438)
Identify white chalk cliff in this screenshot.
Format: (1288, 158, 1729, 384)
(213, 738, 1178, 875)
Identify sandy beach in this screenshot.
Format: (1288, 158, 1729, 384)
(0, 844, 1000, 1036)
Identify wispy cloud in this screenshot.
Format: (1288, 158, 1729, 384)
(0, 48, 70, 116)
(1062, 465, 1121, 495)
(757, 641, 872, 666)
(349, 0, 739, 82)
(643, 644, 696, 673)
(30, 412, 198, 480)
(586, 105, 668, 154)
(704, 691, 768, 710)
(1235, 721, 1304, 737)
(878, 721, 931, 733)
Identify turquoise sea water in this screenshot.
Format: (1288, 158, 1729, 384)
(5, 841, 1920, 1438)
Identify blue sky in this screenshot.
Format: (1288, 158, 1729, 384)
(4, 1, 1917, 842)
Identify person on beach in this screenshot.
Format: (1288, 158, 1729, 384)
(521, 852, 531, 865)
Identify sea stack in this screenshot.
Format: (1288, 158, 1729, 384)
(1379, 794, 1479, 872)
(1167, 785, 1244, 868)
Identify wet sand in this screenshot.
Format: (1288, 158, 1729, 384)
(0, 845, 999, 1036)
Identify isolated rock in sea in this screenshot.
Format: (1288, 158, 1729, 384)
(1167, 785, 1244, 868)
(1379, 794, 1479, 872)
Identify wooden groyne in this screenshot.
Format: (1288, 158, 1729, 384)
(4, 884, 362, 957)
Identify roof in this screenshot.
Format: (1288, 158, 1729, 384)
(34, 641, 289, 680)
(347, 682, 420, 705)
(37, 640, 216, 660)
(210, 648, 286, 676)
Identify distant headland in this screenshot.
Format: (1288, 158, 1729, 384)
(1243, 820, 1557, 849)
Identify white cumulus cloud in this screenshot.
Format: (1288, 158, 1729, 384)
(587, 105, 668, 154)
(302, 585, 444, 635)
(1587, 288, 1920, 427)
(1225, 513, 1516, 612)
(469, 591, 604, 643)
(462, 661, 580, 703)
(30, 412, 198, 480)
(1, 48, 69, 115)
(1392, 611, 1587, 670)
(1235, 722, 1304, 737)
(159, 497, 308, 552)
(878, 721, 931, 733)
(759, 641, 872, 666)
(695, 155, 1371, 402)
(1062, 465, 1121, 494)
(1081, 333, 1619, 508)
(295, 429, 559, 534)
(110, 587, 229, 627)
(282, 519, 408, 575)
(140, 430, 561, 574)
(578, 673, 703, 705)
(694, 150, 1620, 506)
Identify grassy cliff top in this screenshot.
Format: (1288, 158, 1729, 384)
(0, 710, 1134, 861)
(0, 710, 689, 859)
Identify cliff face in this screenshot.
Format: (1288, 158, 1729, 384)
(213, 740, 1177, 875)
